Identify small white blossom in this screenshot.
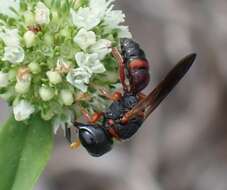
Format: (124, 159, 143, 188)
(71, 8, 101, 30)
(0, 72, 9, 88)
(39, 86, 54, 101)
(66, 68, 91, 93)
(24, 11, 35, 25)
(90, 39, 112, 60)
(53, 110, 75, 134)
(13, 100, 35, 121)
(23, 31, 36, 48)
(75, 52, 106, 74)
(0, 28, 20, 47)
(15, 80, 31, 94)
(74, 28, 96, 51)
(2, 46, 25, 64)
(60, 89, 74, 106)
(104, 10, 125, 28)
(0, 0, 19, 17)
(46, 71, 62, 84)
(35, 2, 50, 25)
(15, 69, 32, 94)
(117, 26, 132, 38)
(89, 0, 114, 18)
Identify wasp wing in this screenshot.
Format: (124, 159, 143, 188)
(121, 53, 196, 122)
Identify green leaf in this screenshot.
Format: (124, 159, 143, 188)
(0, 115, 53, 190)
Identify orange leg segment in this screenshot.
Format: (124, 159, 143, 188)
(99, 89, 122, 101)
(70, 139, 81, 149)
(112, 48, 128, 92)
(81, 109, 103, 124)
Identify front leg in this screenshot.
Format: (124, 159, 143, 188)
(112, 48, 129, 92)
(99, 89, 122, 101)
(65, 126, 72, 143)
(81, 109, 103, 124)
(65, 126, 81, 149)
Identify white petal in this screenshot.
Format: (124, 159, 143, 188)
(0, 28, 20, 47)
(89, 0, 114, 18)
(13, 100, 35, 121)
(118, 26, 132, 38)
(74, 28, 96, 50)
(90, 39, 112, 60)
(71, 8, 102, 30)
(75, 52, 106, 74)
(104, 10, 125, 28)
(0, 0, 19, 17)
(2, 46, 25, 64)
(90, 62, 106, 73)
(75, 52, 87, 67)
(66, 68, 91, 92)
(35, 2, 50, 25)
(0, 72, 9, 88)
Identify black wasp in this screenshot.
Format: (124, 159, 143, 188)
(65, 38, 196, 157)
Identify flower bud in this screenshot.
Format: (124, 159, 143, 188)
(60, 90, 74, 106)
(24, 11, 35, 26)
(24, 31, 36, 48)
(15, 81, 30, 94)
(0, 72, 9, 88)
(39, 86, 54, 101)
(17, 67, 31, 81)
(46, 71, 62, 84)
(28, 62, 41, 74)
(35, 2, 50, 25)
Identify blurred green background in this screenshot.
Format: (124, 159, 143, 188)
(1, 0, 227, 190)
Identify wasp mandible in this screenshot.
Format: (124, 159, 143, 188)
(65, 38, 196, 157)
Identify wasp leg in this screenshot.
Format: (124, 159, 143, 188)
(70, 139, 81, 149)
(65, 126, 72, 143)
(65, 125, 81, 149)
(99, 89, 122, 101)
(81, 109, 103, 124)
(112, 48, 129, 92)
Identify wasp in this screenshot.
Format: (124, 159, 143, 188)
(65, 38, 196, 157)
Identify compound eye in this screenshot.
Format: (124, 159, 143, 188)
(80, 131, 96, 145)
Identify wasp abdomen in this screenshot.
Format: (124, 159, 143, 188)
(120, 38, 150, 93)
(121, 38, 146, 62)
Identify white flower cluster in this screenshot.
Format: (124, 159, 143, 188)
(0, 0, 132, 132)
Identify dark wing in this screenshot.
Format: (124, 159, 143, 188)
(121, 53, 196, 122)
